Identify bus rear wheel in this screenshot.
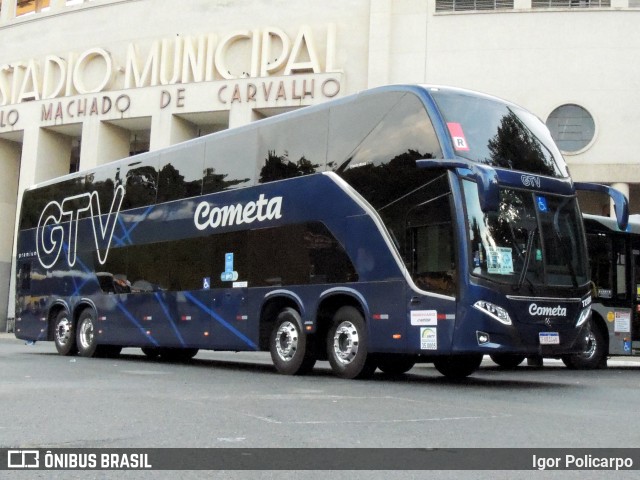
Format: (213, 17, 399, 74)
(434, 354, 482, 379)
(562, 321, 607, 369)
(76, 310, 99, 358)
(269, 307, 316, 375)
(326, 306, 376, 379)
(53, 310, 77, 356)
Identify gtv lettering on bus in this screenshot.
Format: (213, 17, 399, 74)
(194, 194, 283, 230)
(529, 304, 568, 317)
(36, 185, 125, 269)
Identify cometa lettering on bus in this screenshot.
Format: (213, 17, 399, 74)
(194, 194, 283, 231)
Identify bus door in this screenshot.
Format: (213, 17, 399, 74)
(632, 237, 640, 355)
(604, 235, 633, 356)
(14, 261, 43, 340)
(406, 188, 458, 354)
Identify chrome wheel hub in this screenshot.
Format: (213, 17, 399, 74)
(275, 321, 298, 362)
(582, 331, 596, 359)
(332, 321, 359, 365)
(78, 319, 94, 350)
(55, 318, 72, 346)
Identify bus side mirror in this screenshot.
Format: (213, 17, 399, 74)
(574, 182, 629, 231)
(417, 159, 500, 212)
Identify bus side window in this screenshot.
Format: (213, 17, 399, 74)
(633, 240, 640, 301)
(157, 143, 204, 203)
(587, 233, 613, 298)
(203, 129, 257, 194)
(118, 154, 160, 209)
(411, 222, 456, 296)
(614, 237, 627, 300)
(408, 189, 456, 297)
(257, 109, 328, 183)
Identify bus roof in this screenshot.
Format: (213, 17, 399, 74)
(23, 84, 521, 193)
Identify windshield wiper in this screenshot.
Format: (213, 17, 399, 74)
(514, 227, 537, 293)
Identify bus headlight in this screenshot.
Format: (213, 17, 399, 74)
(576, 305, 592, 327)
(473, 300, 512, 325)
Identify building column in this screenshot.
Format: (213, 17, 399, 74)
(611, 182, 630, 221)
(6, 125, 70, 330)
(0, 0, 17, 23)
(49, 0, 68, 12)
(18, 125, 71, 188)
(150, 112, 198, 151)
(80, 119, 130, 170)
(514, 0, 532, 9)
(228, 103, 259, 129)
(0, 139, 21, 331)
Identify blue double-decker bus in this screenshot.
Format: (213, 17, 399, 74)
(14, 85, 615, 379)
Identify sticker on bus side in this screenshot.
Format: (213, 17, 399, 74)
(411, 310, 437, 326)
(486, 246, 514, 275)
(447, 122, 470, 151)
(221, 253, 239, 282)
(420, 327, 437, 350)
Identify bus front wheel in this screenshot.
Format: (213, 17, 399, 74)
(269, 308, 316, 375)
(53, 310, 77, 356)
(562, 321, 607, 369)
(489, 353, 526, 369)
(434, 354, 482, 379)
(326, 306, 376, 379)
(376, 354, 416, 376)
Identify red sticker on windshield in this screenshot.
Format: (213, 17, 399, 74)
(447, 122, 470, 151)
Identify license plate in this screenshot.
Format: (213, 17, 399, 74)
(539, 332, 559, 345)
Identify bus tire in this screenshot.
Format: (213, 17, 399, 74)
(76, 309, 99, 358)
(53, 310, 77, 356)
(96, 345, 122, 358)
(159, 347, 199, 362)
(489, 353, 526, 369)
(434, 354, 482, 379)
(141, 347, 161, 358)
(376, 354, 416, 376)
(270, 307, 316, 375)
(326, 306, 376, 379)
(562, 321, 607, 370)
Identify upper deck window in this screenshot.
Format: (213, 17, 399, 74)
(431, 89, 568, 178)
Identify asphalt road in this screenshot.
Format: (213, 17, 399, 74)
(2, 333, 640, 479)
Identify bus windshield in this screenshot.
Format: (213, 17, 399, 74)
(463, 180, 588, 289)
(431, 89, 568, 178)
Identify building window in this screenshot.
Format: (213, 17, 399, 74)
(546, 104, 595, 153)
(436, 0, 514, 11)
(16, 0, 50, 16)
(532, 1, 611, 8)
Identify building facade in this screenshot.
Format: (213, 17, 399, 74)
(1, 0, 639, 330)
